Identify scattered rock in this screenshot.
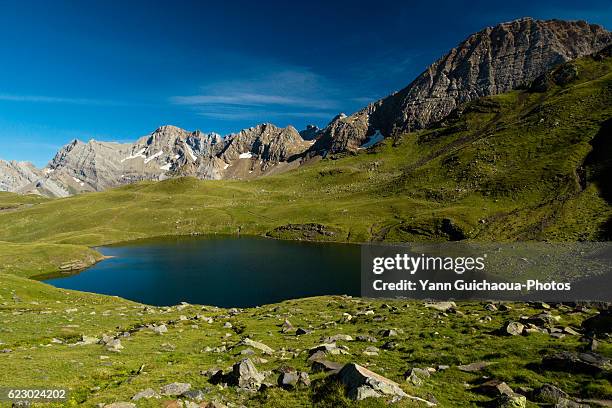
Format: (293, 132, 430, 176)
(295, 328, 311, 336)
(495, 393, 526, 408)
(322, 334, 353, 343)
(238, 338, 274, 354)
(277, 367, 310, 389)
(380, 329, 397, 337)
(337, 363, 436, 405)
(104, 403, 136, 408)
(152, 324, 168, 335)
(227, 358, 265, 391)
(582, 310, 612, 336)
(457, 361, 492, 372)
(503, 321, 525, 336)
(132, 388, 159, 401)
(311, 359, 345, 373)
(356, 335, 378, 342)
(474, 379, 514, 397)
(542, 351, 611, 375)
(182, 389, 207, 401)
(362, 346, 379, 356)
(404, 368, 430, 386)
(532, 384, 569, 404)
(425, 302, 456, 312)
(485, 303, 498, 312)
(160, 382, 191, 396)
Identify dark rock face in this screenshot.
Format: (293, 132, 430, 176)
(313, 18, 612, 155)
(299, 124, 322, 141)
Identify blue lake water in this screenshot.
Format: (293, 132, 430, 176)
(43, 236, 361, 307)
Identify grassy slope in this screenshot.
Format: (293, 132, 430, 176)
(0, 56, 610, 407)
(0, 274, 610, 407)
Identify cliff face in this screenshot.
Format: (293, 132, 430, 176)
(313, 18, 612, 154)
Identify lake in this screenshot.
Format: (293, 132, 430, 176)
(43, 236, 361, 307)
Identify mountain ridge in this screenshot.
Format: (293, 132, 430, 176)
(1, 17, 610, 196)
(311, 17, 612, 155)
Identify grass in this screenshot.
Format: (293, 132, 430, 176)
(0, 273, 610, 407)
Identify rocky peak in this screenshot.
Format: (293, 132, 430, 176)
(220, 123, 308, 165)
(299, 124, 322, 141)
(313, 18, 612, 154)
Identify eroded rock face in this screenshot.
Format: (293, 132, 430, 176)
(312, 18, 612, 154)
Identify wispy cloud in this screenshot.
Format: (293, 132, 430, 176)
(170, 66, 342, 121)
(0, 93, 123, 106)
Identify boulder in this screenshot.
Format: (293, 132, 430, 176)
(311, 359, 345, 373)
(503, 321, 525, 336)
(356, 335, 378, 342)
(457, 361, 492, 372)
(474, 379, 514, 397)
(104, 403, 136, 408)
(425, 302, 456, 312)
(532, 384, 568, 404)
(238, 338, 274, 354)
(132, 388, 159, 400)
(322, 334, 353, 343)
(337, 363, 436, 405)
(495, 394, 526, 408)
(277, 367, 310, 389)
(582, 310, 612, 336)
(160, 382, 191, 396)
(542, 351, 611, 375)
(227, 358, 265, 391)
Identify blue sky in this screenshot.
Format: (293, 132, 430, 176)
(0, 0, 610, 166)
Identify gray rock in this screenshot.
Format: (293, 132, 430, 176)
(457, 361, 492, 372)
(159, 382, 191, 396)
(503, 321, 525, 336)
(495, 394, 526, 408)
(311, 359, 345, 373)
(238, 338, 274, 354)
(532, 384, 569, 404)
(131, 388, 158, 400)
(337, 363, 434, 405)
(104, 403, 136, 408)
(277, 367, 310, 389)
(424, 302, 456, 312)
(542, 351, 611, 375)
(356, 335, 378, 342)
(227, 358, 265, 391)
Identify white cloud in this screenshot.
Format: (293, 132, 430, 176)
(0, 93, 122, 106)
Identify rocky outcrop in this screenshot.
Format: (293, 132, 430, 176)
(312, 18, 612, 154)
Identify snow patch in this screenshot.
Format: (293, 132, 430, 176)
(144, 150, 163, 164)
(72, 176, 85, 187)
(174, 154, 180, 160)
(239, 152, 253, 159)
(43, 168, 54, 174)
(223, 163, 229, 170)
(121, 148, 146, 163)
(160, 163, 172, 171)
(360, 130, 384, 149)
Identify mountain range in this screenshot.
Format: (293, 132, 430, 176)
(1, 17, 610, 197)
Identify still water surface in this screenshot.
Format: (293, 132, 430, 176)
(44, 236, 360, 307)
